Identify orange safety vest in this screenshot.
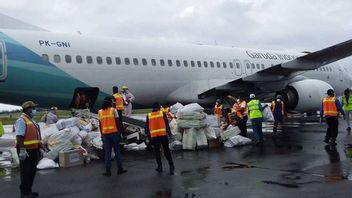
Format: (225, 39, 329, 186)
(113, 93, 124, 110)
(236, 101, 248, 119)
(323, 97, 338, 116)
(98, 107, 119, 134)
(161, 107, 173, 122)
(148, 111, 167, 138)
(20, 114, 41, 149)
(214, 104, 223, 116)
(271, 101, 285, 115)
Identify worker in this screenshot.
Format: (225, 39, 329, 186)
(341, 88, 352, 131)
(214, 99, 223, 126)
(40, 106, 58, 124)
(121, 85, 135, 117)
(236, 96, 249, 137)
(112, 86, 125, 134)
(320, 89, 345, 146)
(271, 95, 285, 135)
(98, 96, 127, 176)
(248, 94, 267, 145)
(146, 102, 175, 175)
(161, 104, 173, 122)
(15, 101, 42, 198)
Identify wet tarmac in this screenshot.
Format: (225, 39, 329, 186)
(1, 115, 352, 198)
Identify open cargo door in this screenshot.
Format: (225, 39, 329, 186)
(69, 87, 100, 109)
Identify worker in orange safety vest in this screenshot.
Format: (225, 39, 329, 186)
(214, 99, 223, 126)
(112, 86, 125, 136)
(146, 102, 175, 175)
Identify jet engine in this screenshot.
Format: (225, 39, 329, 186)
(279, 79, 333, 112)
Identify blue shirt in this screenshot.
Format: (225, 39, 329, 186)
(145, 111, 172, 139)
(15, 114, 39, 137)
(320, 97, 345, 117)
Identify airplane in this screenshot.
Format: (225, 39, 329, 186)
(0, 13, 351, 112)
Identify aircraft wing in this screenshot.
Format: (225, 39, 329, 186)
(198, 38, 352, 98)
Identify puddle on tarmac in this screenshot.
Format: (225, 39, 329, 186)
(222, 162, 254, 170)
(181, 166, 210, 191)
(262, 180, 299, 188)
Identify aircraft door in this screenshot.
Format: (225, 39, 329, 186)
(234, 59, 242, 76)
(0, 40, 7, 81)
(243, 60, 251, 76)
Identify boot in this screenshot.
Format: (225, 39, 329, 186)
(155, 165, 163, 173)
(169, 165, 175, 175)
(347, 127, 351, 131)
(330, 139, 337, 146)
(117, 168, 127, 175)
(103, 167, 112, 176)
(324, 137, 330, 144)
(273, 127, 277, 135)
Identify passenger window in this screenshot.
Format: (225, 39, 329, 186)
(54, 55, 61, 63)
(42, 54, 49, 63)
(204, 61, 208, 68)
(251, 63, 255, 69)
(322, 67, 325, 71)
(168, 60, 173, 66)
(87, 56, 93, 64)
(151, 59, 156, 66)
(133, 58, 138, 65)
(229, 62, 233, 69)
(236, 63, 241, 69)
(115, 57, 121, 65)
(261, 64, 265, 69)
(160, 59, 165, 66)
(76, 55, 82, 64)
(176, 60, 181, 67)
(97, 56, 103, 64)
(217, 62, 221, 68)
(125, 57, 130, 65)
(183, 60, 188, 67)
(223, 62, 227, 68)
(106, 57, 112, 65)
(246, 63, 250, 69)
(65, 55, 72, 63)
(142, 58, 147, 66)
(210, 62, 214, 68)
(190, 61, 195, 67)
(256, 64, 260, 69)
(197, 61, 202, 67)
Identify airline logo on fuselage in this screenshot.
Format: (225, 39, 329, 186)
(38, 40, 71, 48)
(246, 50, 297, 61)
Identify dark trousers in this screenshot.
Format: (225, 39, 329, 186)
(103, 133, 123, 170)
(17, 149, 40, 195)
(152, 136, 174, 168)
(237, 115, 248, 137)
(251, 118, 263, 142)
(325, 116, 339, 141)
(117, 110, 124, 136)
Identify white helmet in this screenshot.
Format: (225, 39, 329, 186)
(249, 93, 255, 99)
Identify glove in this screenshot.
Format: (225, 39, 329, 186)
(18, 148, 28, 161)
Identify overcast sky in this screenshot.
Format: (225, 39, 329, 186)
(0, 0, 352, 111)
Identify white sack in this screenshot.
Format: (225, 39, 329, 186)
(78, 130, 88, 139)
(64, 117, 80, 128)
(37, 158, 59, 169)
(40, 124, 59, 144)
(170, 102, 184, 115)
(47, 128, 76, 149)
(182, 128, 197, 150)
(169, 140, 183, 150)
(177, 119, 207, 129)
(179, 103, 204, 114)
(220, 126, 240, 141)
(206, 115, 220, 127)
(56, 119, 66, 130)
(176, 112, 206, 120)
(223, 135, 252, 147)
(205, 127, 217, 140)
(196, 129, 208, 149)
(262, 105, 274, 122)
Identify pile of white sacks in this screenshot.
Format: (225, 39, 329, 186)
(168, 103, 252, 151)
(37, 117, 102, 169)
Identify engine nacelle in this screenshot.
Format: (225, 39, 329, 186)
(281, 79, 333, 112)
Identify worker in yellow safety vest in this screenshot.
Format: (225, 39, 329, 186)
(248, 94, 267, 145)
(146, 102, 175, 175)
(342, 88, 352, 131)
(213, 99, 223, 126)
(112, 86, 125, 135)
(15, 101, 42, 198)
(320, 89, 345, 146)
(98, 96, 127, 176)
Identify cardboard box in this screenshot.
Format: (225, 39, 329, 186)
(59, 149, 84, 168)
(208, 139, 223, 149)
